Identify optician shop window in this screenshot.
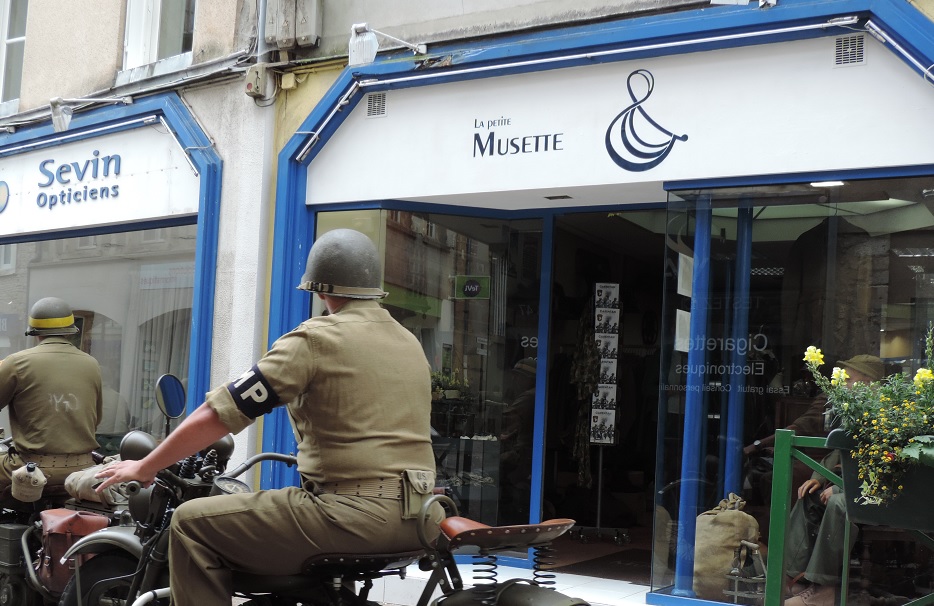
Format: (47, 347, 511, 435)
(0, 224, 196, 455)
(316, 210, 543, 526)
(653, 176, 934, 596)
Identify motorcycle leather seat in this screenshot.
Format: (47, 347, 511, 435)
(440, 517, 576, 552)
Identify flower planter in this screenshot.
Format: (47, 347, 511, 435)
(826, 429, 934, 532)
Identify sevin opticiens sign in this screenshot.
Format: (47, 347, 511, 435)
(0, 125, 200, 238)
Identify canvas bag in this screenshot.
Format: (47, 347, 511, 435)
(36, 509, 109, 595)
(693, 493, 760, 601)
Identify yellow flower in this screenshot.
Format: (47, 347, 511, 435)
(831, 366, 849, 386)
(914, 368, 934, 387)
(803, 346, 824, 365)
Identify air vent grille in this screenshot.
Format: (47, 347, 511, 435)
(751, 267, 785, 277)
(366, 92, 387, 118)
(835, 35, 865, 66)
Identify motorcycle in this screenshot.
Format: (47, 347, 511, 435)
(61, 374, 590, 606)
(0, 374, 189, 606)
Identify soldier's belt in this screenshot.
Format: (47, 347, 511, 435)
(311, 477, 403, 499)
(19, 452, 95, 469)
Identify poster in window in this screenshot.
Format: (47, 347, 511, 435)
(595, 283, 620, 309)
(593, 385, 617, 410)
(595, 333, 618, 360)
(595, 308, 619, 334)
(591, 282, 620, 445)
(590, 409, 616, 445)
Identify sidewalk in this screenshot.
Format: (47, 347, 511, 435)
(373, 561, 650, 606)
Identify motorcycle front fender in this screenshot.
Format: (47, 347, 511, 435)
(61, 526, 144, 561)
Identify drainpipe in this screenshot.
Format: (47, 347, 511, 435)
(672, 196, 712, 598)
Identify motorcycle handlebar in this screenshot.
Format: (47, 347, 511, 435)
(222, 453, 298, 479)
(123, 453, 298, 495)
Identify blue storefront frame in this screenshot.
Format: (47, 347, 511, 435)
(264, 0, 934, 589)
(0, 92, 223, 414)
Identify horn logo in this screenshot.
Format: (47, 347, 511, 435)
(605, 69, 688, 172)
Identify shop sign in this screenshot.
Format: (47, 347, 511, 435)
(308, 37, 934, 207)
(139, 262, 195, 290)
(453, 275, 490, 299)
(0, 126, 200, 239)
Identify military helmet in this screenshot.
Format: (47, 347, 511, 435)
(25, 297, 79, 337)
(297, 229, 387, 299)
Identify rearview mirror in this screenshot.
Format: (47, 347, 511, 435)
(155, 374, 186, 420)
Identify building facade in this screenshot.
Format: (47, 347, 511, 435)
(1, 1, 934, 604)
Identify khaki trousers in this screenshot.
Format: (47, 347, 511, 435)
(785, 490, 857, 585)
(168, 486, 442, 606)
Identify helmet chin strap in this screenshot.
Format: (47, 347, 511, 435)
(295, 281, 387, 299)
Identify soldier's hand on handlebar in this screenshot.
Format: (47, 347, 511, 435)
(94, 459, 156, 493)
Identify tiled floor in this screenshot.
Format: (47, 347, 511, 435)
(375, 562, 650, 606)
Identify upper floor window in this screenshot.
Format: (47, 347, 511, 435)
(124, 0, 195, 70)
(0, 0, 26, 103)
(0, 243, 15, 273)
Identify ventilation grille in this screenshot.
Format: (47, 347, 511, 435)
(834, 35, 865, 66)
(366, 92, 387, 118)
(751, 267, 784, 277)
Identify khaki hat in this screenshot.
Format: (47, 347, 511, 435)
(837, 354, 884, 382)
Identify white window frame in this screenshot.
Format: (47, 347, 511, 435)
(0, 0, 25, 116)
(121, 0, 194, 82)
(0, 243, 15, 274)
(141, 228, 165, 243)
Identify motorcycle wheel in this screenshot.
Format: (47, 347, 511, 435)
(58, 553, 140, 606)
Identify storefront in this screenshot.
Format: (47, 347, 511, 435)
(268, 0, 934, 602)
(0, 93, 221, 453)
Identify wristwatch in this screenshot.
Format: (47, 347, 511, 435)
(752, 440, 762, 451)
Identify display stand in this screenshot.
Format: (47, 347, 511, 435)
(573, 283, 630, 545)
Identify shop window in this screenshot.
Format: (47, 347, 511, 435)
(655, 175, 934, 599)
(0, 0, 26, 107)
(0, 224, 197, 456)
(123, 0, 195, 73)
(315, 209, 543, 527)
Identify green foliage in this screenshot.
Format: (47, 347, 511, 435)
(430, 370, 470, 393)
(803, 325, 934, 506)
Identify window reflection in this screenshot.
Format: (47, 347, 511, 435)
(657, 176, 934, 598)
(0, 225, 196, 455)
(319, 210, 542, 525)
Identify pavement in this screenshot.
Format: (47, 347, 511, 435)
(373, 561, 650, 606)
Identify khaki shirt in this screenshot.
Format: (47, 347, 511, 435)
(0, 337, 103, 454)
(207, 299, 435, 484)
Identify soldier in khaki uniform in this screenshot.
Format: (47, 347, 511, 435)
(0, 297, 102, 505)
(96, 229, 443, 606)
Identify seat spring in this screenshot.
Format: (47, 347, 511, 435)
(532, 543, 557, 588)
(471, 553, 498, 605)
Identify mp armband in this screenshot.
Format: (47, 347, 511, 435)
(226, 365, 279, 419)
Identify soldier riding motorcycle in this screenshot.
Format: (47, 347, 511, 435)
(60, 374, 589, 606)
(0, 368, 191, 606)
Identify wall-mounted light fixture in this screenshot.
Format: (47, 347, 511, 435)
(348, 23, 426, 67)
(49, 96, 134, 133)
